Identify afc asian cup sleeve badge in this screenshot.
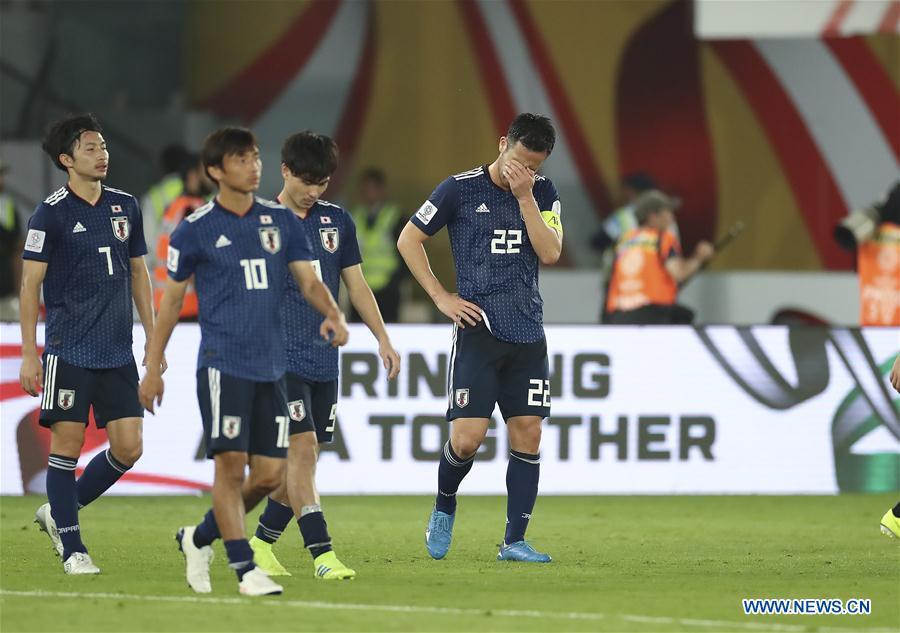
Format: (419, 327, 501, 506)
(58, 389, 75, 410)
(319, 228, 339, 253)
(222, 416, 242, 439)
(258, 227, 282, 254)
(110, 217, 130, 242)
(288, 400, 306, 422)
(454, 388, 470, 408)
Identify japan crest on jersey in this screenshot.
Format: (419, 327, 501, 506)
(58, 389, 75, 410)
(259, 227, 281, 254)
(288, 399, 306, 422)
(319, 228, 339, 253)
(110, 217, 129, 242)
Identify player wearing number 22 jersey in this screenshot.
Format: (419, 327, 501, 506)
(398, 113, 563, 564)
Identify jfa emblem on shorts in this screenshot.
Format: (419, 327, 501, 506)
(455, 388, 470, 408)
(110, 217, 129, 242)
(58, 389, 75, 410)
(222, 416, 242, 439)
(319, 228, 339, 253)
(258, 227, 281, 254)
(288, 400, 306, 422)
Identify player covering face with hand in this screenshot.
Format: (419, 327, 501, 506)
(139, 127, 348, 597)
(397, 113, 563, 563)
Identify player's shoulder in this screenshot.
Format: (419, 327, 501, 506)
(534, 173, 557, 193)
(102, 185, 136, 200)
(42, 187, 69, 208)
(314, 199, 349, 223)
(183, 199, 215, 224)
(451, 165, 485, 182)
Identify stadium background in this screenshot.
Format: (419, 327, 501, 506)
(0, 1, 898, 631)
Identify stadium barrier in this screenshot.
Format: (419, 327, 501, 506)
(1, 323, 897, 495)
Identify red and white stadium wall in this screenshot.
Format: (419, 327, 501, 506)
(182, 0, 899, 272)
(2, 324, 898, 496)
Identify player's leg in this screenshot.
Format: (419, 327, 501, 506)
(76, 361, 144, 508)
(248, 374, 310, 574)
(428, 323, 500, 559)
(880, 501, 900, 538)
(35, 354, 99, 574)
(495, 339, 551, 563)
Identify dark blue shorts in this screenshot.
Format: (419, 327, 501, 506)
(39, 353, 142, 428)
(446, 322, 550, 422)
(196, 367, 289, 459)
(285, 373, 338, 443)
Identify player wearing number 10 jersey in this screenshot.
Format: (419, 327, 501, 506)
(397, 113, 563, 563)
(139, 127, 348, 597)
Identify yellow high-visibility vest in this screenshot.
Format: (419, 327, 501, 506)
(0, 195, 15, 232)
(351, 204, 401, 292)
(145, 175, 184, 221)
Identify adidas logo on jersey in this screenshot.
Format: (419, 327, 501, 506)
(215, 235, 232, 248)
(475, 203, 490, 213)
(72, 222, 87, 233)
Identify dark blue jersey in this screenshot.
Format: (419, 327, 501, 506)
(280, 200, 361, 381)
(23, 185, 147, 368)
(411, 165, 561, 343)
(167, 197, 313, 382)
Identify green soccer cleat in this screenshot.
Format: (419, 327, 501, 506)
(880, 509, 900, 540)
(313, 551, 356, 580)
(249, 536, 292, 576)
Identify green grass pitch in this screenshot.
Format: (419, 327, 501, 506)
(1, 495, 897, 632)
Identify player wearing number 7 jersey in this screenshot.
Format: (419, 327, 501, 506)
(397, 113, 563, 563)
(20, 114, 156, 576)
(139, 127, 348, 597)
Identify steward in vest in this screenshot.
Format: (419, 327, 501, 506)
(605, 190, 713, 324)
(152, 154, 212, 320)
(0, 158, 23, 320)
(350, 168, 405, 322)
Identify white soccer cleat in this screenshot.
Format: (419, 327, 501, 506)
(34, 503, 64, 558)
(238, 567, 283, 596)
(63, 552, 100, 575)
(176, 526, 214, 594)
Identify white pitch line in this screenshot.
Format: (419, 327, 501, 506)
(0, 589, 893, 633)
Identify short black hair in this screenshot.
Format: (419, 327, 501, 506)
(359, 167, 386, 187)
(41, 113, 104, 172)
(281, 131, 338, 183)
(506, 113, 555, 155)
(201, 127, 257, 183)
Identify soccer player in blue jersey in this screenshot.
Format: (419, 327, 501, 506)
(139, 127, 348, 596)
(19, 114, 158, 575)
(397, 113, 562, 563)
(245, 131, 401, 580)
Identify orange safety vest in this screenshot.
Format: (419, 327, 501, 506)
(153, 195, 205, 318)
(606, 227, 681, 313)
(858, 222, 900, 326)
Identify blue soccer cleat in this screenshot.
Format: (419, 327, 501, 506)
(425, 507, 455, 560)
(497, 540, 552, 563)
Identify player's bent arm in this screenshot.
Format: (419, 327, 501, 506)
(518, 196, 561, 265)
(664, 256, 703, 284)
(289, 260, 342, 320)
(130, 256, 155, 342)
(144, 278, 187, 376)
(19, 260, 47, 395)
(396, 223, 449, 301)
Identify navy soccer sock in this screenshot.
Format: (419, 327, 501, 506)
(76, 449, 130, 508)
(435, 441, 474, 515)
(297, 505, 332, 559)
(255, 497, 294, 544)
(224, 539, 256, 580)
(193, 508, 221, 548)
(47, 454, 87, 559)
(504, 450, 540, 545)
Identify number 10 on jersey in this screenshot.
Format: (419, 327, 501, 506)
(240, 258, 268, 290)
